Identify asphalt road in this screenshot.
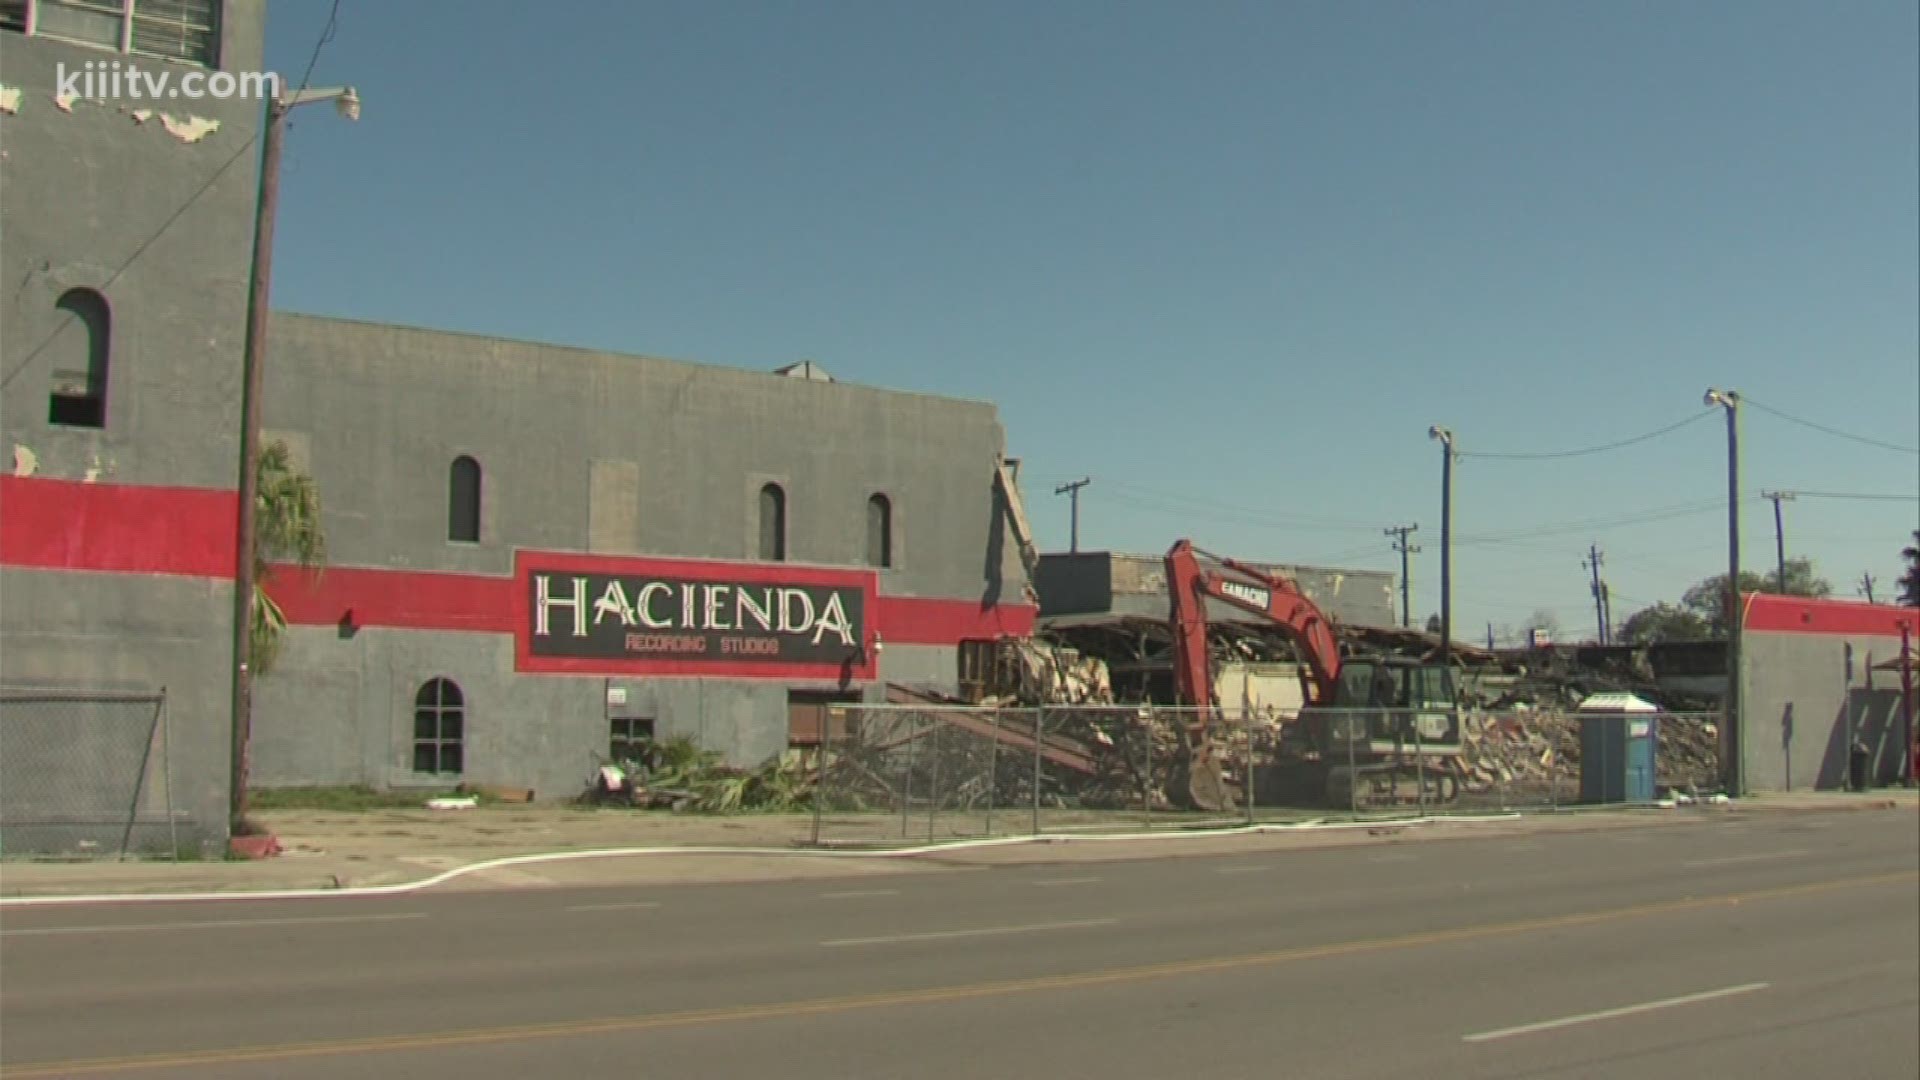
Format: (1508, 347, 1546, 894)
(3, 810, 1915, 1079)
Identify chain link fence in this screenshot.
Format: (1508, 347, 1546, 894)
(0, 687, 178, 860)
(802, 702, 1725, 845)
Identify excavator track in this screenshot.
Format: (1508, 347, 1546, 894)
(1325, 762, 1460, 812)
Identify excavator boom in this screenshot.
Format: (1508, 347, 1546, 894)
(1166, 538, 1343, 712)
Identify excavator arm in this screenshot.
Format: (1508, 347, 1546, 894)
(1165, 539, 1343, 712)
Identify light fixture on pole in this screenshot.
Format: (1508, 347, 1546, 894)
(1704, 387, 1743, 797)
(229, 83, 361, 833)
(1428, 426, 1455, 672)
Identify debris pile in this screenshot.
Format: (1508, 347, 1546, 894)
(1456, 709, 1721, 797)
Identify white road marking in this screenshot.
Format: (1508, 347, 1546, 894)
(1462, 982, 1771, 1043)
(1031, 876, 1101, 886)
(0, 912, 428, 938)
(819, 889, 901, 899)
(1683, 849, 1810, 869)
(565, 901, 662, 912)
(821, 918, 1119, 948)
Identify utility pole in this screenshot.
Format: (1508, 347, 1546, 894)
(1054, 478, 1090, 553)
(1761, 490, 1795, 592)
(1385, 523, 1420, 628)
(1486, 622, 1495, 650)
(1705, 388, 1743, 797)
(1429, 427, 1456, 670)
(1859, 573, 1878, 604)
(230, 83, 362, 832)
(1583, 544, 1608, 644)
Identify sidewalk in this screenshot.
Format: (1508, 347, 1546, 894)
(2, 789, 1912, 902)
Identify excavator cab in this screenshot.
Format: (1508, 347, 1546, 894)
(1311, 656, 1462, 808)
(1321, 656, 1459, 747)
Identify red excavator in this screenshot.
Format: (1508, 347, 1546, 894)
(1165, 539, 1465, 811)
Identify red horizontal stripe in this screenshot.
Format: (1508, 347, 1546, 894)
(1742, 592, 1920, 638)
(875, 594, 1037, 644)
(265, 560, 1036, 670)
(267, 566, 517, 632)
(0, 476, 236, 578)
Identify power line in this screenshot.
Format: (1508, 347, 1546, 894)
(1741, 396, 1920, 455)
(1456, 409, 1716, 461)
(292, 0, 344, 102)
(1454, 497, 1745, 546)
(1778, 490, 1920, 503)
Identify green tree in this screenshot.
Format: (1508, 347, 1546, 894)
(1617, 602, 1710, 645)
(250, 440, 327, 675)
(1899, 529, 1920, 607)
(1620, 557, 1830, 643)
(1679, 557, 1829, 636)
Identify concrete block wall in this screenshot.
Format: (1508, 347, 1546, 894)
(1739, 595, 1918, 793)
(0, 2, 269, 854)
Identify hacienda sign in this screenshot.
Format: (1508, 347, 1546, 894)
(513, 552, 874, 677)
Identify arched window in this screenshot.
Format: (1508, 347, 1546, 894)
(866, 493, 892, 568)
(448, 456, 481, 543)
(412, 678, 465, 774)
(758, 482, 786, 561)
(49, 287, 110, 428)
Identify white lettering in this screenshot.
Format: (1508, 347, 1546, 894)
(735, 587, 773, 631)
(779, 588, 815, 634)
(1221, 581, 1271, 609)
(705, 585, 732, 631)
(810, 592, 857, 646)
(637, 582, 673, 629)
(680, 583, 695, 628)
(593, 580, 635, 627)
(534, 575, 589, 637)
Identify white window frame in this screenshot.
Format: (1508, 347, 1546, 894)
(7, 0, 221, 69)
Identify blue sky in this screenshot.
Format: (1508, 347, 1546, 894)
(261, 0, 1919, 642)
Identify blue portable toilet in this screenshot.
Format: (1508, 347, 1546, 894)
(1576, 692, 1660, 804)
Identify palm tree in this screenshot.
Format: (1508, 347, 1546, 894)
(1900, 528, 1920, 607)
(251, 440, 326, 675)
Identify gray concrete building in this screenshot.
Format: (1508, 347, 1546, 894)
(246, 316, 1036, 803)
(1, 0, 267, 856)
(0, 1, 1035, 853)
(1737, 594, 1916, 793)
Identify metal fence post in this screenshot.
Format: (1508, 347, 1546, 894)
(901, 711, 917, 839)
(813, 706, 835, 847)
(162, 688, 178, 862)
(985, 709, 1000, 838)
(1244, 712, 1255, 826)
(1414, 709, 1427, 819)
(928, 721, 942, 843)
(1141, 709, 1154, 827)
(1346, 713, 1358, 819)
(1032, 707, 1044, 836)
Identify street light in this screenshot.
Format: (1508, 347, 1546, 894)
(229, 84, 361, 832)
(1704, 387, 1742, 797)
(1428, 425, 1455, 672)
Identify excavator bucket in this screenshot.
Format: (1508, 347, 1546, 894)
(1176, 730, 1235, 813)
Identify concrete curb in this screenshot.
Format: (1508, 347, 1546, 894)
(0, 813, 1521, 907)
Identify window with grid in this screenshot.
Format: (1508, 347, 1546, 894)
(412, 678, 465, 775)
(609, 718, 654, 767)
(16, 1, 220, 66)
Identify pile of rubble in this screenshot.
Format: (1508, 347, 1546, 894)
(1457, 708, 1721, 797)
